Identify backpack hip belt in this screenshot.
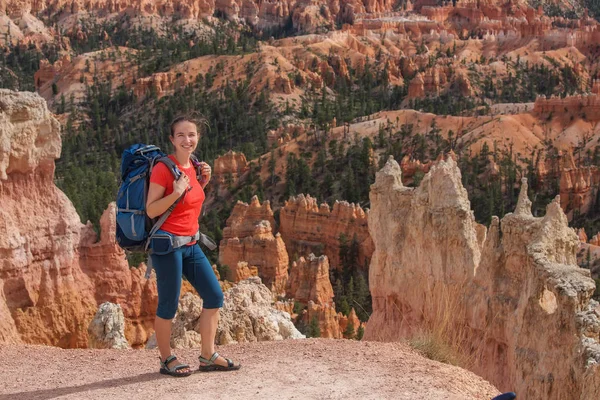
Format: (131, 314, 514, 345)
(144, 231, 217, 279)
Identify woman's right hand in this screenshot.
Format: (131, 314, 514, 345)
(173, 173, 190, 196)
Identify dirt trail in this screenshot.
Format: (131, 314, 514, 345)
(0, 339, 499, 400)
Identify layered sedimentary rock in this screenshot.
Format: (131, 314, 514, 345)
(0, 90, 160, 349)
(366, 156, 600, 399)
(279, 194, 373, 270)
(0, 281, 21, 344)
(407, 72, 425, 99)
(285, 253, 358, 338)
(0, 89, 98, 347)
(79, 203, 159, 348)
(212, 150, 249, 189)
(533, 93, 600, 121)
(0, 0, 399, 34)
(560, 165, 600, 218)
(0, 0, 215, 19)
(87, 302, 131, 349)
(219, 196, 288, 294)
(286, 254, 333, 305)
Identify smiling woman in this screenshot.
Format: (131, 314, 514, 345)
(145, 114, 241, 377)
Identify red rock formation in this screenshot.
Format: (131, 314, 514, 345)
(400, 155, 431, 182)
(286, 254, 333, 305)
(302, 301, 342, 338)
(577, 228, 588, 243)
(338, 308, 361, 338)
(279, 194, 373, 270)
(219, 196, 288, 294)
(1, 0, 215, 19)
(0, 90, 167, 349)
(559, 164, 600, 218)
(213, 150, 250, 188)
(408, 72, 425, 99)
(593, 79, 600, 96)
(423, 67, 441, 96)
(0, 90, 97, 348)
(222, 196, 276, 238)
(319, 60, 336, 87)
(533, 93, 600, 121)
(455, 70, 474, 97)
(0, 280, 21, 344)
(228, 261, 259, 282)
(366, 156, 600, 398)
(329, 54, 350, 82)
(267, 124, 304, 147)
(272, 75, 294, 94)
(33, 54, 71, 89)
(79, 203, 159, 348)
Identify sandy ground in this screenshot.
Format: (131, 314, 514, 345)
(0, 339, 500, 400)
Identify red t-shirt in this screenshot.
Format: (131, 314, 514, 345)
(149, 155, 205, 237)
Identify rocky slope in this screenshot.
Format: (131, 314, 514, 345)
(365, 155, 600, 398)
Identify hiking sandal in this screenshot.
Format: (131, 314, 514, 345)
(159, 355, 192, 377)
(198, 352, 241, 372)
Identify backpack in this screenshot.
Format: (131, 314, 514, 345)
(115, 144, 181, 252)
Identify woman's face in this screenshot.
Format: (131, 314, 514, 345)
(170, 121, 198, 156)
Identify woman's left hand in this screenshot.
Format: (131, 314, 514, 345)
(200, 162, 212, 186)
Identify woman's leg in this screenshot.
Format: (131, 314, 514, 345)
(152, 249, 190, 373)
(182, 245, 237, 367)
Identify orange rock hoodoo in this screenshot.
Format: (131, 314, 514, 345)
(279, 194, 373, 270)
(219, 196, 288, 295)
(0, 90, 159, 348)
(366, 156, 600, 399)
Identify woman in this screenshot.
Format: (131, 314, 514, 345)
(146, 115, 241, 377)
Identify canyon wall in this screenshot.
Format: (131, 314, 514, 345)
(279, 194, 373, 270)
(0, 89, 159, 348)
(0, 89, 97, 347)
(365, 155, 600, 398)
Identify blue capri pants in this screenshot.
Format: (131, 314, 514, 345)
(151, 243, 224, 319)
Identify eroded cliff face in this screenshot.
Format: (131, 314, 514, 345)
(286, 253, 353, 338)
(0, 89, 97, 347)
(279, 194, 373, 270)
(366, 155, 600, 399)
(560, 165, 600, 218)
(0, 90, 160, 348)
(219, 195, 361, 338)
(79, 203, 159, 348)
(219, 196, 289, 295)
(0, 0, 400, 33)
(212, 150, 249, 196)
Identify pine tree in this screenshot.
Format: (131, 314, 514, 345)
(356, 325, 364, 340)
(307, 316, 321, 338)
(343, 321, 355, 339)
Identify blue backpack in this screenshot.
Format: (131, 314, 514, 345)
(115, 144, 181, 252)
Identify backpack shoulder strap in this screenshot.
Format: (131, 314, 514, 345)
(189, 154, 202, 182)
(155, 156, 181, 180)
(144, 157, 186, 251)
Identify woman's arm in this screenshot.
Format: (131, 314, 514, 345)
(146, 174, 190, 218)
